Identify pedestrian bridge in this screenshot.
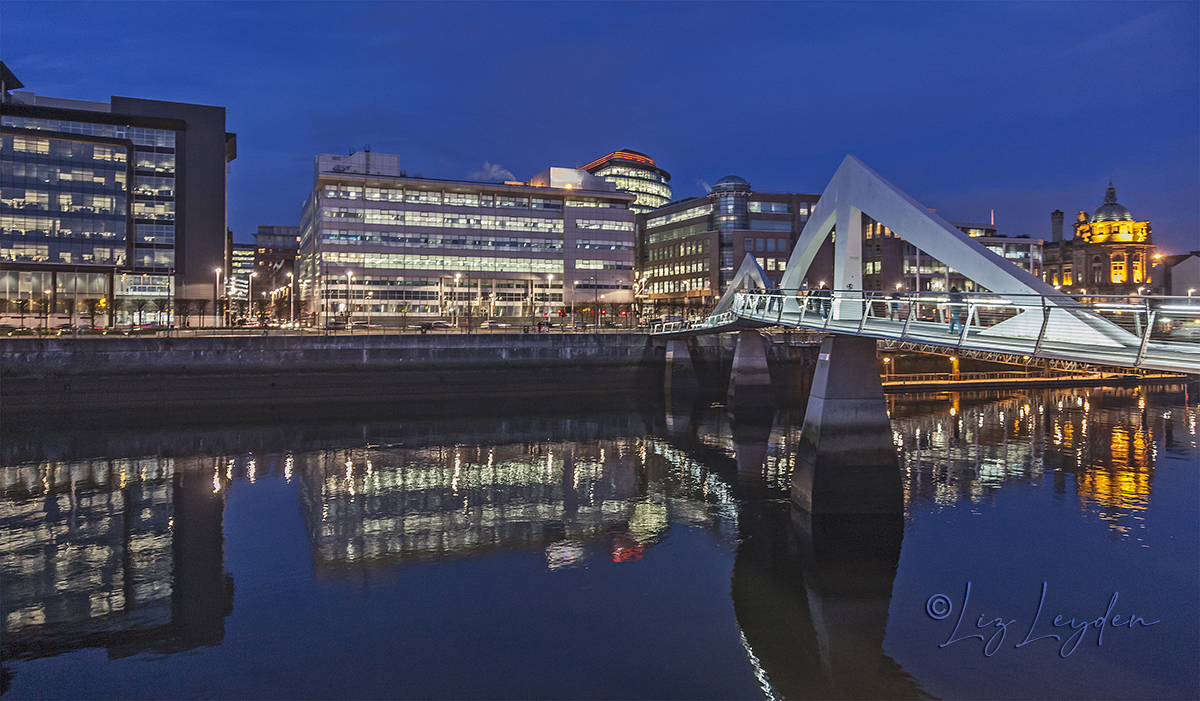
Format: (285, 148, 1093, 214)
(656, 289, 1200, 375)
(653, 156, 1200, 376)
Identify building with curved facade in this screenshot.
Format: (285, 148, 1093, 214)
(582, 150, 672, 213)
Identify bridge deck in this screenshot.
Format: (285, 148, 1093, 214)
(654, 292, 1200, 375)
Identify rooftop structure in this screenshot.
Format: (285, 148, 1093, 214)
(582, 149, 672, 214)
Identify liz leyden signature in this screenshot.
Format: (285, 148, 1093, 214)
(926, 582, 1160, 657)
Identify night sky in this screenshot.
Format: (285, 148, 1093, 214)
(4, 1, 1197, 253)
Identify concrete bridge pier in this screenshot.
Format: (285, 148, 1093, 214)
(727, 330, 773, 413)
(791, 335, 902, 515)
(664, 339, 700, 397)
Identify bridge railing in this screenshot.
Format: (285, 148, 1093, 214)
(724, 289, 1200, 372)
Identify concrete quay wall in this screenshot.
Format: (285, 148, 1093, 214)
(0, 334, 664, 423)
(0, 333, 658, 376)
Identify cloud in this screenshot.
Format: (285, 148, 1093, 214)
(469, 162, 516, 181)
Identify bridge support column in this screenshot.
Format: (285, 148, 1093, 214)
(727, 330, 773, 411)
(664, 339, 699, 396)
(792, 335, 902, 515)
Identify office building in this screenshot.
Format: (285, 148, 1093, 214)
(897, 220, 1042, 293)
(582, 150, 671, 213)
(0, 62, 235, 326)
(636, 175, 823, 316)
(1042, 183, 1156, 295)
(298, 151, 636, 326)
(229, 242, 255, 314)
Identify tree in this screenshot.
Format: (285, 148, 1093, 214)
(13, 299, 30, 328)
(83, 298, 103, 328)
(155, 298, 171, 326)
(129, 298, 151, 327)
(174, 297, 194, 328)
(195, 298, 210, 326)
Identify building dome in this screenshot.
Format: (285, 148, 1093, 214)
(1090, 182, 1133, 223)
(712, 175, 751, 194)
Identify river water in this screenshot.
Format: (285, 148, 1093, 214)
(2, 384, 1197, 699)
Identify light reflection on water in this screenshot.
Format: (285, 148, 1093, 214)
(1, 384, 1197, 699)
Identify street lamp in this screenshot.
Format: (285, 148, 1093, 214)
(590, 275, 597, 328)
(248, 272, 257, 324)
(287, 272, 295, 323)
(454, 272, 461, 329)
(214, 268, 222, 328)
(345, 271, 354, 326)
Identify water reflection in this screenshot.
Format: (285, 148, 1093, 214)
(1, 384, 1196, 699)
(887, 386, 1189, 538)
(1, 458, 232, 663)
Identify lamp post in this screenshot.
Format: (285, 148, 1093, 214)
(454, 272, 461, 329)
(345, 271, 354, 327)
(591, 276, 598, 328)
(366, 290, 373, 329)
(248, 272, 257, 324)
(214, 268, 222, 328)
(287, 272, 295, 323)
(43, 289, 51, 333)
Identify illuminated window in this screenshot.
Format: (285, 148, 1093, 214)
(1110, 254, 1126, 284)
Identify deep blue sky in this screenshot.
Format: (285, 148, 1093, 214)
(5, 1, 1197, 253)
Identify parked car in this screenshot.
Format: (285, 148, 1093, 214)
(479, 320, 511, 329)
(419, 320, 451, 330)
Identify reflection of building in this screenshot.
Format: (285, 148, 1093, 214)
(888, 388, 1159, 536)
(0, 458, 233, 662)
(582, 150, 672, 214)
(296, 443, 643, 572)
(636, 176, 822, 315)
(1, 62, 236, 326)
(1042, 183, 1156, 294)
(297, 151, 636, 325)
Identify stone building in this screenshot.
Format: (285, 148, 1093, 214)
(1042, 183, 1156, 295)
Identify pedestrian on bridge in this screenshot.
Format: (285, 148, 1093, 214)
(818, 284, 831, 319)
(948, 287, 965, 334)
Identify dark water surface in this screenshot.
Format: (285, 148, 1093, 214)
(2, 384, 1197, 699)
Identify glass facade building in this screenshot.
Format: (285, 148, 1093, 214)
(299, 153, 636, 326)
(635, 176, 822, 318)
(0, 63, 235, 327)
(582, 150, 672, 214)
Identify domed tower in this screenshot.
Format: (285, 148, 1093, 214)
(1059, 181, 1156, 294)
(1073, 181, 1151, 244)
(710, 176, 752, 287)
(582, 149, 672, 213)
